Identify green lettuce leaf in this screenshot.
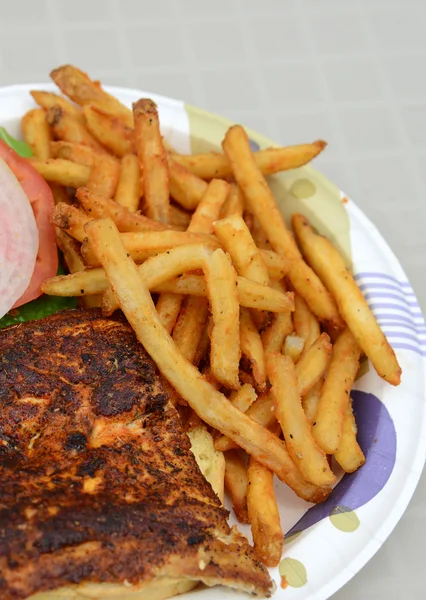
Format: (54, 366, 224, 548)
(0, 126, 32, 157)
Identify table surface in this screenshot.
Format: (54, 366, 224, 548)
(0, 0, 425, 598)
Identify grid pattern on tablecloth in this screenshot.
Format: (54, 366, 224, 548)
(0, 1, 425, 599)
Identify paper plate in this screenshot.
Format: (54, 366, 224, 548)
(1, 84, 426, 600)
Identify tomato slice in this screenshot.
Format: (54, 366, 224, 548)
(0, 139, 58, 307)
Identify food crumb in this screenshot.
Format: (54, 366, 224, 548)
(280, 576, 289, 589)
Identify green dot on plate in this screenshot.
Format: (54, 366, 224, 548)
(290, 178, 317, 199)
(285, 531, 303, 545)
(278, 557, 307, 588)
(329, 505, 360, 532)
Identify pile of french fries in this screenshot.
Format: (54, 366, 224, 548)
(24, 65, 402, 568)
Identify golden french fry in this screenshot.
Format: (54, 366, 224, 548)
(50, 141, 96, 167)
(334, 399, 366, 473)
(21, 108, 52, 159)
(169, 203, 192, 231)
(49, 182, 72, 206)
(55, 228, 85, 274)
(204, 248, 241, 390)
(247, 457, 284, 567)
(42, 268, 106, 297)
(82, 229, 220, 266)
(267, 353, 335, 487)
(85, 218, 329, 503)
(312, 328, 361, 454)
(224, 450, 249, 524)
(46, 105, 106, 153)
(240, 308, 266, 390)
(114, 154, 141, 212)
(220, 183, 244, 218)
(76, 187, 167, 233)
(83, 104, 134, 157)
(156, 293, 185, 334)
(133, 99, 169, 223)
(283, 334, 305, 363)
(251, 216, 272, 250)
(31, 90, 85, 124)
(292, 214, 401, 385)
(52, 202, 92, 242)
(302, 379, 323, 425)
(50, 65, 133, 126)
(262, 280, 294, 353)
(188, 179, 229, 234)
(229, 383, 258, 413)
(193, 321, 210, 368)
(172, 296, 209, 363)
(214, 214, 270, 287)
(173, 141, 326, 180)
(28, 157, 90, 188)
(86, 153, 120, 198)
(168, 157, 208, 210)
(295, 333, 332, 397)
(257, 250, 289, 281)
(222, 125, 342, 328)
(293, 293, 321, 357)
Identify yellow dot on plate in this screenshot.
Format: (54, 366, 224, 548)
(290, 178, 317, 199)
(278, 557, 307, 588)
(329, 506, 360, 532)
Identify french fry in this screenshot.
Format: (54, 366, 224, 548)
(173, 141, 326, 180)
(49, 183, 72, 206)
(283, 334, 305, 363)
(156, 293, 185, 334)
(46, 105, 106, 153)
(86, 218, 330, 503)
(239, 308, 267, 390)
(28, 158, 90, 188)
(31, 90, 85, 124)
(76, 187, 167, 233)
(172, 296, 209, 363)
(213, 214, 270, 287)
(82, 229, 220, 266)
(114, 154, 141, 212)
(42, 268, 106, 297)
(251, 217, 271, 250)
(222, 126, 342, 328)
(220, 183, 244, 218)
(168, 157, 208, 210)
(133, 99, 169, 223)
(204, 248, 241, 390)
(86, 153, 120, 198)
(262, 280, 294, 353)
(52, 203, 92, 243)
(292, 214, 401, 385)
(258, 250, 290, 281)
(302, 379, 323, 425)
(50, 65, 133, 126)
(267, 353, 335, 487)
(215, 391, 277, 452)
(193, 321, 210, 368)
(169, 203, 192, 231)
(188, 179, 229, 234)
(55, 228, 85, 274)
(312, 328, 361, 454)
(247, 457, 284, 567)
(83, 104, 134, 157)
(224, 450, 249, 523)
(334, 399, 366, 473)
(229, 383, 257, 413)
(21, 108, 52, 159)
(293, 293, 321, 357)
(295, 333, 332, 397)
(50, 141, 96, 167)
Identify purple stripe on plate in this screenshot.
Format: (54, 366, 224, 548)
(379, 320, 426, 334)
(377, 314, 426, 328)
(354, 272, 404, 284)
(385, 331, 426, 346)
(370, 302, 423, 315)
(364, 291, 419, 308)
(391, 343, 426, 357)
(358, 282, 415, 295)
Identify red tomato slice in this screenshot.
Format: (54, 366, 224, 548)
(0, 139, 58, 308)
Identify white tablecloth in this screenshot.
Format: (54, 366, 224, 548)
(1, 0, 424, 597)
